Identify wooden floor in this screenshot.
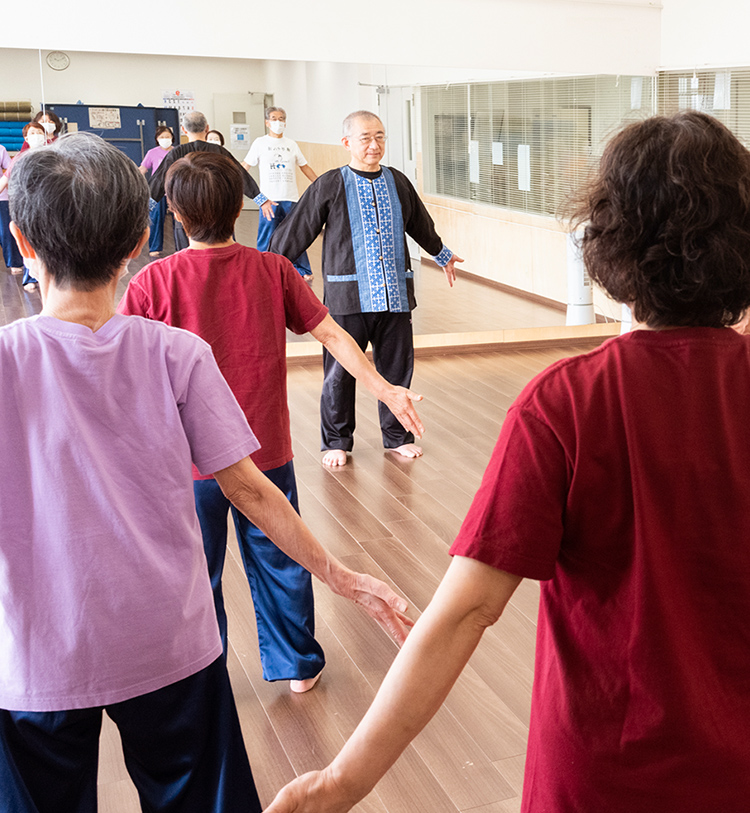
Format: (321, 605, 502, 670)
(1, 215, 595, 812)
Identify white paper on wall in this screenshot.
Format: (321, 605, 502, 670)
(518, 144, 531, 191)
(88, 108, 121, 129)
(492, 141, 504, 165)
(469, 140, 480, 184)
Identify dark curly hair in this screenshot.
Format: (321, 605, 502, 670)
(564, 111, 750, 328)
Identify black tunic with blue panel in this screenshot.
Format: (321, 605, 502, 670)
(269, 165, 451, 315)
(269, 164, 452, 452)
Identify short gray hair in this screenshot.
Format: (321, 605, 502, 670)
(9, 133, 149, 290)
(183, 111, 208, 134)
(342, 110, 383, 137)
(265, 106, 286, 120)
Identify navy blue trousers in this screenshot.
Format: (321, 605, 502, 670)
(148, 197, 168, 253)
(193, 461, 324, 682)
(0, 657, 261, 813)
(0, 200, 22, 269)
(257, 200, 311, 277)
(321, 311, 415, 451)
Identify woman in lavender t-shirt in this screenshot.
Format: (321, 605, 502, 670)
(139, 126, 174, 256)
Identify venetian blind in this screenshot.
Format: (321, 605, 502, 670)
(421, 75, 656, 217)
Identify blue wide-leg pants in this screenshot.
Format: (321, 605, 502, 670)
(257, 200, 312, 277)
(193, 461, 324, 681)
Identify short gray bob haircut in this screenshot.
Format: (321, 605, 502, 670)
(342, 110, 383, 137)
(9, 133, 149, 290)
(265, 106, 286, 120)
(183, 111, 209, 134)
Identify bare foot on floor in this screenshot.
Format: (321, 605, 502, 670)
(290, 671, 322, 693)
(322, 449, 348, 467)
(388, 443, 423, 459)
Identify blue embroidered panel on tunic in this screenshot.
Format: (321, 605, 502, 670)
(340, 166, 409, 313)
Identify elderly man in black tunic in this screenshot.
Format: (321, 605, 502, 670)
(270, 110, 463, 467)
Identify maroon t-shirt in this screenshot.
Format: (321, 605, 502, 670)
(118, 243, 327, 473)
(451, 327, 750, 812)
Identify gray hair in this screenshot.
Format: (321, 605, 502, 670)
(183, 111, 208, 134)
(9, 133, 149, 290)
(265, 106, 286, 120)
(342, 110, 383, 137)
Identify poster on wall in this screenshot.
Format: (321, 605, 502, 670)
(162, 90, 196, 127)
(230, 124, 251, 149)
(89, 108, 121, 129)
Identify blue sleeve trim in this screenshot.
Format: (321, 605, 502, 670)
(433, 245, 453, 267)
(254, 193, 268, 206)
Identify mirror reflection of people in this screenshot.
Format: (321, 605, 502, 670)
(0, 121, 49, 290)
(265, 111, 750, 813)
(242, 106, 317, 282)
(206, 129, 224, 146)
(149, 111, 274, 252)
(18, 109, 64, 154)
(119, 151, 422, 693)
(0, 132, 412, 812)
(139, 126, 175, 257)
(270, 110, 463, 467)
(0, 142, 24, 276)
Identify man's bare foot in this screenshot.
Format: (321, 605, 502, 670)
(290, 671, 322, 693)
(322, 449, 348, 467)
(388, 443, 423, 459)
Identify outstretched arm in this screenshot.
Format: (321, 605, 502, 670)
(214, 456, 413, 645)
(265, 556, 522, 813)
(310, 314, 425, 439)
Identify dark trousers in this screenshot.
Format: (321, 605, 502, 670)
(0, 657, 261, 813)
(193, 462, 324, 682)
(148, 197, 168, 253)
(0, 200, 22, 269)
(321, 311, 415, 451)
(256, 200, 311, 277)
(173, 219, 189, 251)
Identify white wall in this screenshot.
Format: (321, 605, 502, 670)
(661, 0, 750, 69)
(0, 49, 265, 127)
(8, 0, 661, 77)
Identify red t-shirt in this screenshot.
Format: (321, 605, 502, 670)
(118, 243, 327, 473)
(451, 327, 750, 812)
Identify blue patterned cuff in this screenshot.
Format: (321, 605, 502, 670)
(254, 193, 268, 206)
(433, 245, 453, 267)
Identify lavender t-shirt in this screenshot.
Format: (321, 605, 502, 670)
(140, 145, 171, 176)
(0, 313, 259, 711)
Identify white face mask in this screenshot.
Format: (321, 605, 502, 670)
(206, 136, 222, 145)
(27, 133, 46, 149)
(158, 138, 173, 149)
(42, 121, 57, 135)
(268, 120, 286, 135)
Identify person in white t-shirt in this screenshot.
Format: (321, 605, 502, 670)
(242, 107, 317, 281)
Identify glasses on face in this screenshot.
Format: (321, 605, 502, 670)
(356, 134, 386, 145)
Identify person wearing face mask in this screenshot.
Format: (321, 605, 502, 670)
(0, 122, 48, 290)
(150, 111, 273, 252)
(140, 127, 175, 257)
(18, 110, 63, 154)
(241, 107, 317, 282)
(207, 130, 224, 146)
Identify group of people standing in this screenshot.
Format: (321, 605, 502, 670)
(2, 103, 750, 813)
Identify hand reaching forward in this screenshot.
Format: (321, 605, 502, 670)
(381, 385, 425, 440)
(264, 768, 355, 813)
(328, 566, 414, 646)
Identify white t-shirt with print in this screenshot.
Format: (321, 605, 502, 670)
(244, 135, 308, 202)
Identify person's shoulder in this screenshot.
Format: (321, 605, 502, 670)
(116, 311, 212, 353)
